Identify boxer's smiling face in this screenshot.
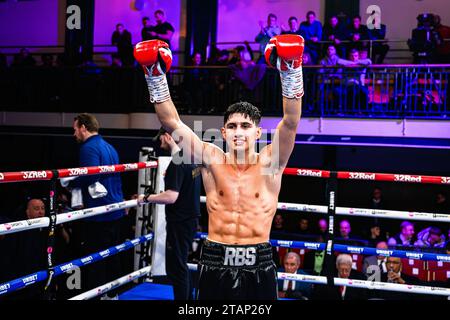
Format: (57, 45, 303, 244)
(221, 113, 261, 155)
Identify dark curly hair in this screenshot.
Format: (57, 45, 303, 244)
(223, 101, 262, 125)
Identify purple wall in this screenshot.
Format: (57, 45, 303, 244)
(217, 0, 322, 52)
(0, 0, 64, 47)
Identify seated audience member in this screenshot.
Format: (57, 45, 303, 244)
(303, 235, 333, 275)
(271, 213, 286, 232)
(278, 252, 312, 300)
(347, 15, 369, 51)
(296, 217, 310, 235)
(335, 220, 366, 245)
(312, 254, 368, 300)
(367, 221, 385, 247)
(362, 241, 388, 278)
(281, 16, 302, 36)
(414, 226, 446, 248)
(317, 218, 328, 238)
(12, 48, 36, 67)
(255, 13, 281, 64)
(434, 192, 449, 213)
(371, 256, 425, 300)
(322, 15, 347, 58)
(300, 11, 323, 64)
(369, 187, 385, 209)
(388, 221, 415, 247)
(320, 45, 340, 67)
(367, 16, 389, 64)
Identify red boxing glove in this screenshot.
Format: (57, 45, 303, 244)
(134, 40, 172, 76)
(134, 40, 172, 103)
(265, 34, 305, 98)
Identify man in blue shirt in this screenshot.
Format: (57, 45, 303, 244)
(70, 113, 125, 299)
(300, 11, 323, 64)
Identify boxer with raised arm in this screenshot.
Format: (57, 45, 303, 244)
(135, 34, 304, 300)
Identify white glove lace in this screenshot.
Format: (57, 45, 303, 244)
(278, 59, 304, 99)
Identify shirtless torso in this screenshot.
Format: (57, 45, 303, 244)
(202, 153, 282, 245)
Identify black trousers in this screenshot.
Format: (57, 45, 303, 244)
(165, 218, 198, 300)
(81, 219, 123, 295)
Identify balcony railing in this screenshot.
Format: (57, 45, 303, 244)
(0, 64, 448, 119)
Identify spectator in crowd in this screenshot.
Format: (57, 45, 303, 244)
(111, 23, 134, 66)
(207, 47, 229, 66)
(388, 221, 415, 247)
(347, 15, 369, 51)
(12, 48, 36, 67)
(322, 15, 347, 58)
(367, 222, 385, 247)
(434, 15, 450, 63)
(281, 16, 302, 36)
(369, 187, 385, 209)
(67, 113, 126, 300)
(278, 252, 312, 300)
(362, 241, 388, 278)
(141, 16, 152, 41)
(272, 213, 285, 232)
(335, 219, 367, 246)
(296, 217, 310, 235)
(414, 226, 446, 248)
(372, 256, 424, 300)
(40, 54, 54, 67)
(335, 48, 371, 113)
(303, 234, 326, 275)
(255, 13, 281, 64)
(139, 128, 201, 300)
(434, 191, 449, 213)
(300, 11, 323, 64)
(183, 52, 209, 114)
(317, 218, 328, 238)
(320, 44, 340, 67)
(367, 16, 389, 64)
(312, 254, 368, 300)
(145, 9, 175, 47)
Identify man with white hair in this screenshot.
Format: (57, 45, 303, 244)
(278, 252, 312, 299)
(312, 253, 368, 300)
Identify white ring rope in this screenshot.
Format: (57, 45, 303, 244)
(0, 200, 139, 236)
(187, 264, 450, 297)
(200, 197, 450, 222)
(69, 266, 151, 300)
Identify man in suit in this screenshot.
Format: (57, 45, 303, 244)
(278, 252, 312, 299)
(362, 241, 388, 279)
(371, 256, 424, 300)
(312, 254, 368, 300)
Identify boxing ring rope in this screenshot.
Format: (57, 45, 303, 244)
(1, 164, 448, 185)
(195, 232, 450, 262)
(68, 266, 152, 300)
(0, 200, 139, 236)
(1, 161, 449, 299)
(0, 161, 158, 183)
(0, 233, 153, 296)
(283, 168, 450, 185)
(201, 197, 450, 223)
(187, 263, 450, 297)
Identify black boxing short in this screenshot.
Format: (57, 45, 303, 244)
(196, 239, 278, 300)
